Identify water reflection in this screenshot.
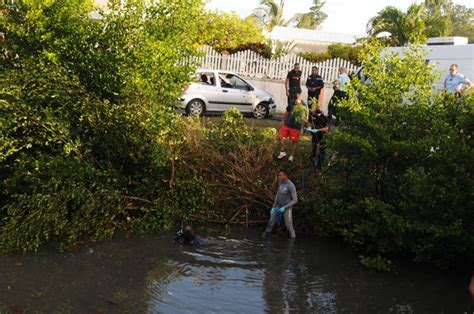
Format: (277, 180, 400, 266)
(0, 231, 471, 313)
(261, 238, 337, 313)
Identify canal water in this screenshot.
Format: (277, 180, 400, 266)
(0, 229, 472, 313)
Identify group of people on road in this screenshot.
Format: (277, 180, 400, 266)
(278, 62, 349, 165)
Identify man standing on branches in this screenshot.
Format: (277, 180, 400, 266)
(277, 96, 308, 162)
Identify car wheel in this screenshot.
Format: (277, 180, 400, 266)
(186, 99, 205, 116)
(253, 103, 268, 119)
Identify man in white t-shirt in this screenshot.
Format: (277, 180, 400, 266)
(444, 64, 472, 93)
(336, 67, 350, 90)
(328, 67, 350, 124)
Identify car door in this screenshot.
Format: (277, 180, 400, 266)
(218, 72, 254, 113)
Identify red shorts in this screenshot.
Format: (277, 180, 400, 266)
(279, 124, 300, 142)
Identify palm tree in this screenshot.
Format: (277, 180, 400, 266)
(424, 0, 452, 37)
(367, 4, 427, 46)
(252, 0, 289, 32)
(292, 0, 327, 30)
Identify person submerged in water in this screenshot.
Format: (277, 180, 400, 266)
(174, 225, 204, 245)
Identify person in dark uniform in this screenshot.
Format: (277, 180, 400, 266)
(306, 66, 324, 112)
(285, 63, 302, 109)
(305, 108, 330, 167)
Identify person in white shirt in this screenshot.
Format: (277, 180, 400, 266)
(336, 67, 350, 90)
(328, 67, 350, 125)
(444, 64, 472, 93)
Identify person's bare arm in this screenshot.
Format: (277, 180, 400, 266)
(464, 78, 473, 90)
(318, 89, 325, 109)
(285, 78, 289, 97)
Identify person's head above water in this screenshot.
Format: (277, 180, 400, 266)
(278, 169, 289, 182)
(174, 224, 201, 245)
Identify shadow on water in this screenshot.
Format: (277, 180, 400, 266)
(0, 229, 473, 313)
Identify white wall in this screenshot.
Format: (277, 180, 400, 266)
(245, 77, 334, 115)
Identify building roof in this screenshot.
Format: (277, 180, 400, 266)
(268, 26, 360, 45)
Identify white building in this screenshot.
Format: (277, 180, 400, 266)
(268, 26, 361, 53)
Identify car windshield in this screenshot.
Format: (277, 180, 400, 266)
(219, 73, 249, 90)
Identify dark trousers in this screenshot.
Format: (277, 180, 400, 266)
(328, 89, 347, 123)
(311, 136, 325, 166)
(333, 89, 347, 101)
(287, 89, 301, 107)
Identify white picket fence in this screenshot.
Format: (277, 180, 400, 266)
(192, 46, 358, 83)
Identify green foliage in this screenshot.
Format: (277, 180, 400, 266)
(450, 4, 474, 43)
(1, 0, 203, 105)
(226, 42, 273, 59)
(292, 0, 327, 30)
(200, 11, 266, 52)
(299, 44, 363, 65)
(290, 104, 308, 125)
(0, 0, 209, 252)
(368, 1, 461, 46)
(208, 108, 250, 140)
(312, 42, 474, 269)
(251, 0, 289, 31)
(367, 4, 428, 46)
(424, 0, 452, 38)
(327, 44, 363, 65)
(360, 255, 393, 272)
(298, 52, 332, 63)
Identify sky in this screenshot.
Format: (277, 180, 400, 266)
(206, 0, 474, 35)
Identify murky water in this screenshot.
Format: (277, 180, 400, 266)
(0, 229, 472, 313)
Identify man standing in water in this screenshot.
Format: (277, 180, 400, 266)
(265, 170, 297, 239)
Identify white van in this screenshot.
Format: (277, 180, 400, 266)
(384, 37, 474, 91)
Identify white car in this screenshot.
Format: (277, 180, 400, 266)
(175, 69, 276, 119)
